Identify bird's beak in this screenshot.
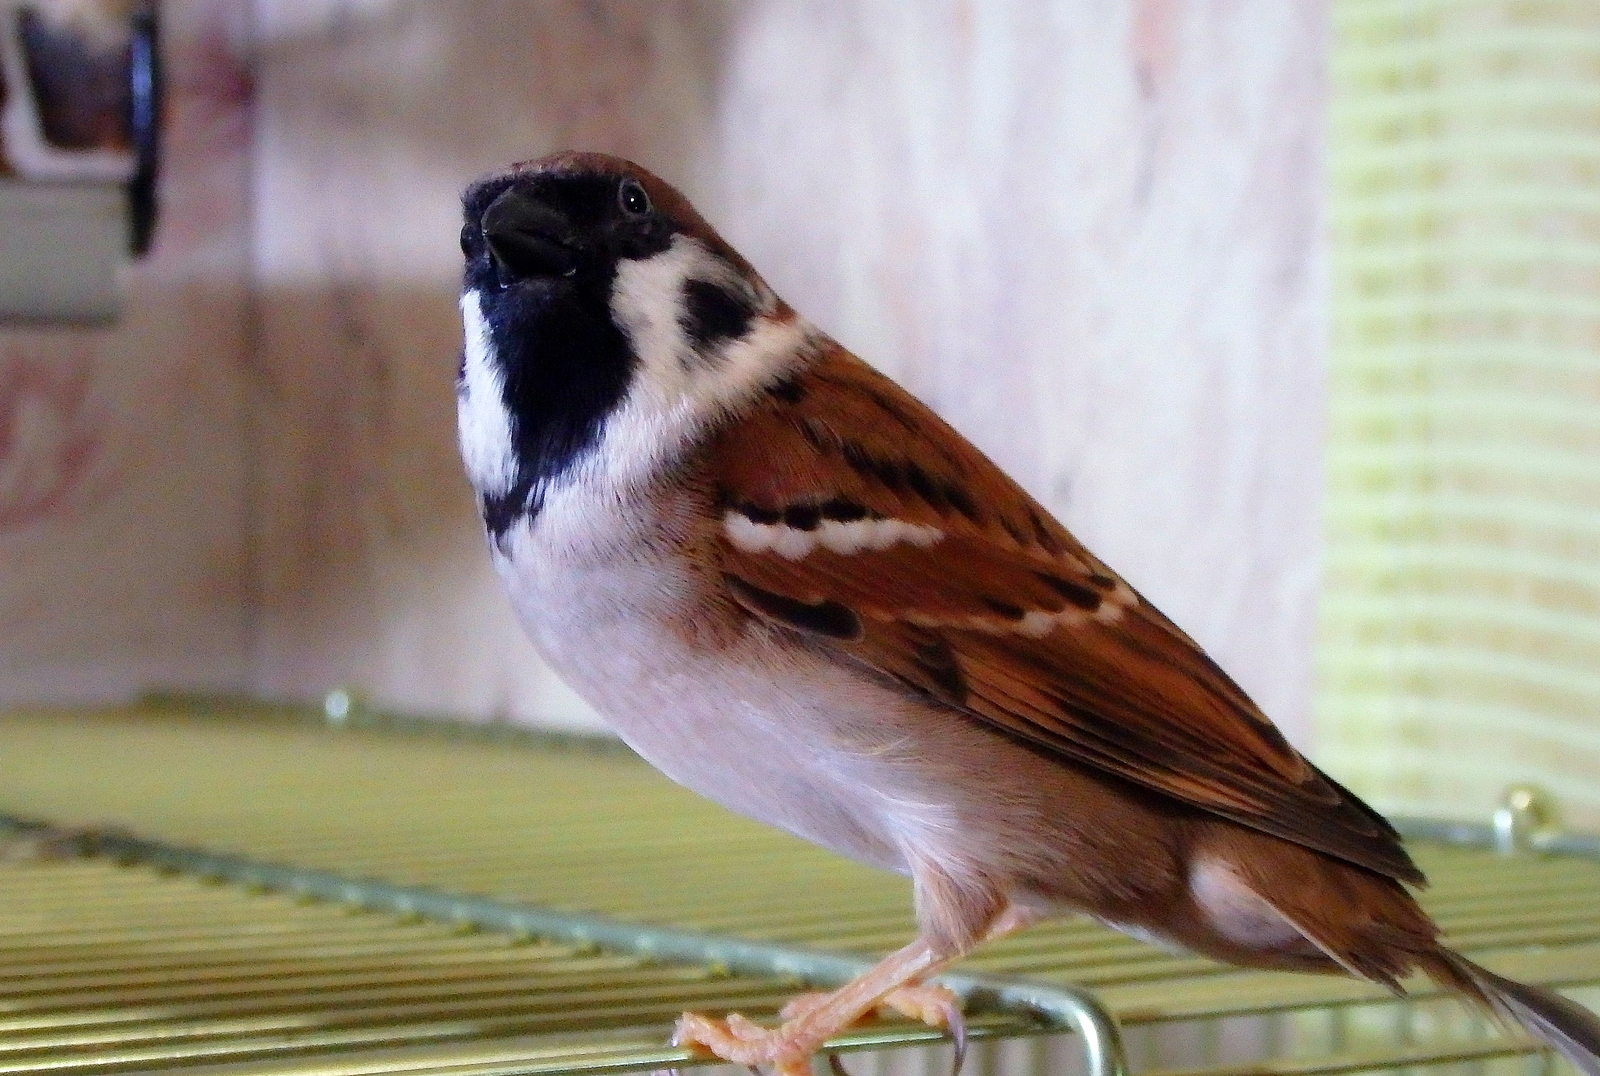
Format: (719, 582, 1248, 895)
(481, 188, 582, 284)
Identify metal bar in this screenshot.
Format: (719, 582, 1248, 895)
(0, 814, 1128, 1076)
(1395, 816, 1600, 860)
(1145, 1037, 1548, 1076)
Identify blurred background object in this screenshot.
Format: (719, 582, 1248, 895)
(0, 0, 161, 320)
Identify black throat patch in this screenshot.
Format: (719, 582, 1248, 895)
(458, 171, 674, 539)
(474, 283, 635, 539)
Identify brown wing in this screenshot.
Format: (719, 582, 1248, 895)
(707, 344, 1422, 886)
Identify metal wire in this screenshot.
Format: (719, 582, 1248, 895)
(0, 816, 1126, 1076)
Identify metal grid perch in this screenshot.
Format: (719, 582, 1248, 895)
(0, 699, 1596, 1076)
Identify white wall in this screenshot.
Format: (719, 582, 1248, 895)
(2, 1, 1330, 749)
(243, 0, 1330, 743)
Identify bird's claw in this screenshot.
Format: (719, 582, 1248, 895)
(874, 984, 967, 1076)
(948, 1010, 968, 1076)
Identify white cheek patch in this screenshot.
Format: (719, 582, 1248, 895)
(610, 235, 710, 388)
(724, 512, 945, 560)
(704, 311, 808, 412)
(610, 234, 792, 404)
(594, 240, 812, 495)
(456, 290, 518, 498)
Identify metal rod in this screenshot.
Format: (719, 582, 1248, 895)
(1395, 815, 1600, 861)
(0, 814, 1127, 1076)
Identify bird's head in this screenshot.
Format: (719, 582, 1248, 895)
(456, 152, 806, 538)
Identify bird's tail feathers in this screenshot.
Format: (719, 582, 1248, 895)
(1223, 837, 1598, 1075)
(1419, 948, 1600, 1076)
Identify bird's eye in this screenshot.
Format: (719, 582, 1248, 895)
(460, 224, 474, 258)
(619, 179, 651, 216)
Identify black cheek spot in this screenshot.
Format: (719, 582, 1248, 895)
(783, 504, 823, 531)
(726, 575, 863, 641)
(681, 279, 756, 353)
(1033, 571, 1102, 611)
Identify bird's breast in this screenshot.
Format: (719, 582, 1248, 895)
(486, 475, 912, 874)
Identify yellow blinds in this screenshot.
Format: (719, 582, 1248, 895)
(1318, 0, 1600, 829)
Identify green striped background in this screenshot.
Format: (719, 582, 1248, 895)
(1318, 0, 1600, 827)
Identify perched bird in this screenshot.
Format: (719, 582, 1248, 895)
(455, 152, 1600, 1076)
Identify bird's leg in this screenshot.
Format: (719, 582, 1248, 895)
(776, 965, 966, 1049)
(676, 907, 1038, 1076)
(675, 938, 947, 1076)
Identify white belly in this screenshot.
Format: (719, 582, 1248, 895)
(490, 496, 921, 875)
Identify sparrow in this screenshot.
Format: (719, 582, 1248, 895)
(455, 152, 1600, 1076)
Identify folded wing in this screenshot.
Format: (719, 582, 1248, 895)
(707, 345, 1422, 886)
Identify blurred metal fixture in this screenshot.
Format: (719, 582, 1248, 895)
(1492, 786, 1560, 857)
(0, 0, 161, 322)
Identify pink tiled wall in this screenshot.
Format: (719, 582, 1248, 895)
(0, 1, 1329, 746)
(0, 0, 252, 702)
